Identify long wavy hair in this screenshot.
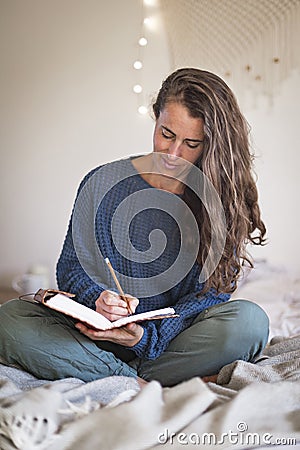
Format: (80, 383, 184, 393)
(153, 68, 266, 294)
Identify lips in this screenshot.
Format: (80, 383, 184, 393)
(161, 156, 181, 170)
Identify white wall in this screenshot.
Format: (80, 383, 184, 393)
(0, 0, 299, 290)
(0, 0, 170, 287)
(243, 69, 300, 271)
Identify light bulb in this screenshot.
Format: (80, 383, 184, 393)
(133, 84, 143, 94)
(138, 37, 148, 47)
(138, 105, 148, 115)
(143, 17, 151, 25)
(133, 60, 143, 70)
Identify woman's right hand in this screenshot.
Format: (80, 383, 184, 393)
(95, 290, 139, 322)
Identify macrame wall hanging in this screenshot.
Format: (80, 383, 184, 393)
(158, 0, 300, 103)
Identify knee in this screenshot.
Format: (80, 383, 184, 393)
(225, 299, 269, 360)
(0, 298, 22, 325)
(235, 299, 269, 342)
(0, 299, 37, 347)
(0, 300, 23, 363)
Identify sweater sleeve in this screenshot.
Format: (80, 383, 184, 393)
(56, 220, 105, 310)
(56, 169, 111, 309)
(130, 288, 230, 359)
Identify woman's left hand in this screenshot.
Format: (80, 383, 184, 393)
(75, 322, 144, 347)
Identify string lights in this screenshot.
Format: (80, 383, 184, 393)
(132, 0, 157, 115)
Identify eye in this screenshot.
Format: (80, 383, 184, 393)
(186, 141, 202, 149)
(161, 129, 174, 140)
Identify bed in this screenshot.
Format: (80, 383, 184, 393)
(0, 259, 299, 449)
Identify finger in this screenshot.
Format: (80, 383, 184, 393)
(123, 295, 139, 314)
(103, 291, 128, 308)
(75, 323, 111, 339)
(125, 322, 139, 332)
(125, 294, 139, 303)
(75, 323, 129, 341)
(95, 298, 128, 321)
(75, 322, 144, 346)
(101, 306, 129, 318)
(127, 298, 139, 313)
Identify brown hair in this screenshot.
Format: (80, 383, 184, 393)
(153, 68, 266, 293)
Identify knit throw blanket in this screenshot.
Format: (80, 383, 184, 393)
(0, 335, 299, 449)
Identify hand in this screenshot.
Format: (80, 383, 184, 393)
(75, 322, 144, 347)
(95, 290, 139, 322)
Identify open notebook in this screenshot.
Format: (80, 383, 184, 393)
(31, 289, 177, 331)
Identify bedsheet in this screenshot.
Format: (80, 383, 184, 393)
(233, 259, 300, 338)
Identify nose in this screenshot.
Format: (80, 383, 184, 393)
(167, 140, 182, 159)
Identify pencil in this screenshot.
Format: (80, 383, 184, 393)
(105, 258, 132, 314)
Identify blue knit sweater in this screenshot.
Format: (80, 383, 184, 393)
(56, 157, 230, 360)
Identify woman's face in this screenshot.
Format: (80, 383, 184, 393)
(152, 102, 204, 177)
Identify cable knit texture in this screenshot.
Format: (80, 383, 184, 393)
(56, 157, 230, 359)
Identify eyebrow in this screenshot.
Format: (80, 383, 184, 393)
(161, 125, 204, 143)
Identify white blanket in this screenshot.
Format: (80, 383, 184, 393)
(0, 335, 299, 450)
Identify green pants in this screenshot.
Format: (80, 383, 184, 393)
(0, 298, 269, 387)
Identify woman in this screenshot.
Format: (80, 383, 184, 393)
(0, 68, 269, 387)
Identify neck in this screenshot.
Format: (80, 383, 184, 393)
(132, 155, 185, 194)
(146, 173, 185, 194)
